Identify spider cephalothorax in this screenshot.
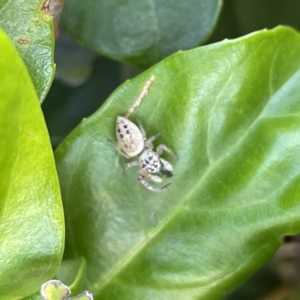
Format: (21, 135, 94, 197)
(139, 149, 161, 173)
(115, 76, 177, 192)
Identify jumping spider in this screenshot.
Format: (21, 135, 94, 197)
(115, 76, 177, 192)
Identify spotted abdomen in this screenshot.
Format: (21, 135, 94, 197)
(116, 116, 144, 157)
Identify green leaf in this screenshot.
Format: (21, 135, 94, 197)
(60, 0, 222, 68)
(0, 29, 64, 299)
(55, 26, 300, 299)
(0, 0, 55, 102)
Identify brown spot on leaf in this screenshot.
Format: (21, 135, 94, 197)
(41, 0, 49, 13)
(18, 39, 29, 44)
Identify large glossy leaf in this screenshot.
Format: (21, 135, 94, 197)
(0, 29, 64, 299)
(0, 0, 55, 102)
(55, 26, 300, 299)
(60, 0, 222, 68)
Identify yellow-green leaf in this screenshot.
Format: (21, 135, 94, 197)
(0, 29, 64, 299)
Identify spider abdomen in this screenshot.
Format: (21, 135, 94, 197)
(116, 116, 144, 157)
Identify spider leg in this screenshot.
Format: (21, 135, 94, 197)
(139, 170, 162, 182)
(159, 158, 173, 171)
(145, 133, 161, 149)
(124, 160, 139, 171)
(138, 174, 170, 192)
(148, 174, 162, 183)
(156, 144, 177, 159)
(124, 76, 155, 118)
(147, 133, 161, 143)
